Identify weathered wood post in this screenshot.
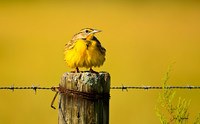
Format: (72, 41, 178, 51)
(58, 72, 110, 124)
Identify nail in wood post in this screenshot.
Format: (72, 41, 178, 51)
(58, 72, 110, 124)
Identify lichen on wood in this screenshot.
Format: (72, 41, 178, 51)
(58, 72, 110, 124)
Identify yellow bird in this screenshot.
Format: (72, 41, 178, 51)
(64, 28, 106, 73)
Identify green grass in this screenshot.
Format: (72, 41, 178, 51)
(156, 65, 200, 124)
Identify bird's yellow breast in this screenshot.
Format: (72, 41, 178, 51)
(64, 39, 105, 68)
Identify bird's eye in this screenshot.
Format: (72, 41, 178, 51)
(85, 30, 89, 33)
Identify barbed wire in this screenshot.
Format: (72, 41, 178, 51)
(110, 84, 200, 91)
(1, 84, 200, 92)
(0, 84, 53, 94)
(1, 83, 200, 109)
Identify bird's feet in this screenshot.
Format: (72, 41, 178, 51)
(89, 68, 98, 74)
(71, 67, 80, 73)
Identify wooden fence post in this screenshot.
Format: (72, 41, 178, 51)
(58, 72, 110, 124)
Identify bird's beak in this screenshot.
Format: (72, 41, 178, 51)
(91, 29, 101, 34)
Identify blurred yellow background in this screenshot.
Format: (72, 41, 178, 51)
(0, 0, 200, 124)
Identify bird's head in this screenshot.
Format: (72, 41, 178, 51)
(78, 28, 101, 40)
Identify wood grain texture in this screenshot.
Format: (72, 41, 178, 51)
(58, 72, 110, 124)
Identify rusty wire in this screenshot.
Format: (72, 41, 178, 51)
(50, 84, 110, 109)
(1, 84, 200, 91)
(0, 84, 109, 109)
(0, 84, 200, 109)
(0, 84, 110, 98)
(0, 84, 200, 94)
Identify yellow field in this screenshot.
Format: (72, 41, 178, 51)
(0, 1, 200, 124)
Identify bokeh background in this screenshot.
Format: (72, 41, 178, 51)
(0, 0, 200, 123)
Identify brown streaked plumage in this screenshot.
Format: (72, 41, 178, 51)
(64, 28, 106, 73)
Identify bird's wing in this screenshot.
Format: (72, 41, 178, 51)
(65, 32, 82, 50)
(65, 39, 76, 50)
(98, 45, 106, 55)
(93, 36, 106, 55)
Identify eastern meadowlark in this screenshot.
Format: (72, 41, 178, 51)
(64, 28, 106, 73)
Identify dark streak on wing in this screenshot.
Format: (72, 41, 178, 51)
(92, 36, 101, 45)
(65, 33, 106, 56)
(92, 36, 106, 55)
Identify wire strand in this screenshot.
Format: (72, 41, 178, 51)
(0, 84, 200, 91)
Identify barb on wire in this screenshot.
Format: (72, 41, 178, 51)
(110, 84, 200, 91)
(10, 84, 14, 92)
(1, 84, 200, 92)
(0, 84, 54, 94)
(0, 83, 200, 109)
(121, 84, 128, 91)
(32, 84, 39, 94)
